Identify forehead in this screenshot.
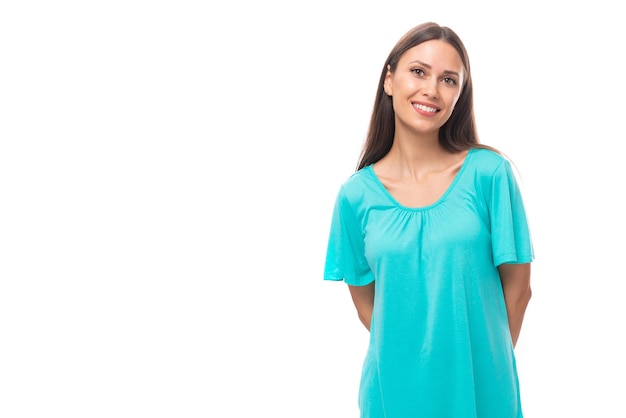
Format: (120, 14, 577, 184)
(398, 40, 464, 72)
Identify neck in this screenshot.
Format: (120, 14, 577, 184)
(375, 124, 471, 181)
(386, 131, 447, 172)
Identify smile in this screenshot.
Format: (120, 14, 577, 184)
(412, 103, 439, 113)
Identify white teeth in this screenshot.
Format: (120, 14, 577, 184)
(413, 103, 438, 113)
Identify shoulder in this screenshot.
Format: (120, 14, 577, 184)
(466, 148, 526, 204)
(332, 165, 383, 212)
(468, 147, 512, 177)
(338, 166, 376, 195)
(469, 147, 508, 166)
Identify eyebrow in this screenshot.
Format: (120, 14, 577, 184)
(408, 60, 460, 78)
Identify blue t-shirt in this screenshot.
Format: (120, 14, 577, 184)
(324, 148, 534, 418)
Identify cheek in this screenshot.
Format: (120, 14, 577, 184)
(448, 92, 462, 111)
(393, 75, 420, 93)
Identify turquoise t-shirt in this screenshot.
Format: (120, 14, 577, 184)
(324, 148, 534, 418)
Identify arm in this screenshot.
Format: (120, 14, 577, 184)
(498, 263, 532, 348)
(348, 282, 375, 331)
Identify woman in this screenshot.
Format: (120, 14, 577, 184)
(324, 22, 534, 417)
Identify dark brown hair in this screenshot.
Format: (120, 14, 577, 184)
(357, 22, 495, 170)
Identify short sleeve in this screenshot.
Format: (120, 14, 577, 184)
(324, 187, 374, 286)
(489, 159, 535, 266)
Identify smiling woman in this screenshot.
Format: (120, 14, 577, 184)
(384, 39, 464, 144)
(323, 22, 534, 418)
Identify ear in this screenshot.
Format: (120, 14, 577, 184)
(383, 65, 393, 96)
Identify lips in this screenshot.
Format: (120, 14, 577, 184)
(412, 102, 440, 113)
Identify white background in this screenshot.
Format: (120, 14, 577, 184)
(1, 1, 624, 417)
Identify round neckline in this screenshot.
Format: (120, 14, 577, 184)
(366, 148, 475, 211)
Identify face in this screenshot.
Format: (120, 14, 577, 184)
(384, 39, 464, 136)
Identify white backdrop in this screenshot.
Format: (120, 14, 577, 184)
(1, 1, 624, 417)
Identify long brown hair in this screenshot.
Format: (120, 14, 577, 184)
(357, 22, 494, 171)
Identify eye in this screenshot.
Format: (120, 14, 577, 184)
(442, 77, 457, 86)
(411, 68, 425, 76)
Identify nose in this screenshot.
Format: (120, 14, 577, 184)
(422, 78, 439, 98)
